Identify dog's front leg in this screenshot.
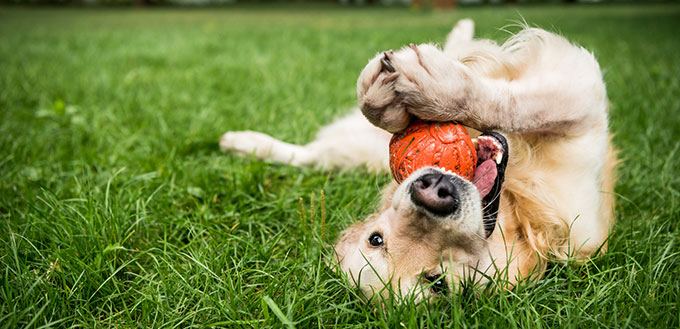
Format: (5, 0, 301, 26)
(358, 39, 607, 135)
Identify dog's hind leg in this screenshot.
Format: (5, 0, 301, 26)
(443, 19, 475, 55)
(220, 130, 316, 166)
(220, 110, 391, 172)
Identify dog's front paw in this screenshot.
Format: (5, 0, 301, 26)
(357, 52, 411, 133)
(357, 44, 472, 131)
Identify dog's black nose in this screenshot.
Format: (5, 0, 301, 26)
(410, 173, 459, 216)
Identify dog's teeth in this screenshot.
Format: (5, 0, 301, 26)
(495, 151, 504, 164)
(472, 138, 478, 147)
(478, 136, 503, 150)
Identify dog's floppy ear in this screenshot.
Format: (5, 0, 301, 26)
(333, 218, 369, 264)
(334, 182, 397, 266)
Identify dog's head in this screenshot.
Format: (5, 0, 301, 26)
(334, 133, 508, 301)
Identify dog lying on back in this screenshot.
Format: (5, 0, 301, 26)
(221, 19, 617, 301)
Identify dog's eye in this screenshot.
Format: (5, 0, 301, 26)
(368, 232, 384, 247)
(425, 274, 448, 294)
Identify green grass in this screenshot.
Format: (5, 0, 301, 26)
(1, 3, 679, 328)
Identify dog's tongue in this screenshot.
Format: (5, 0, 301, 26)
(472, 159, 497, 198)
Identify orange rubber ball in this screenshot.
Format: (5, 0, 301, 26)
(389, 121, 477, 184)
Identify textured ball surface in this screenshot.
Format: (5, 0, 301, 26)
(389, 121, 477, 184)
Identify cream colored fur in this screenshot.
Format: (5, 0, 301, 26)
(220, 19, 617, 301)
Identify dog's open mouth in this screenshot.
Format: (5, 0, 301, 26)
(472, 132, 508, 237)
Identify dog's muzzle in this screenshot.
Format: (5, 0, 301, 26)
(410, 172, 460, 217)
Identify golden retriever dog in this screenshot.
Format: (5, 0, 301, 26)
(220, 19, 617, 301)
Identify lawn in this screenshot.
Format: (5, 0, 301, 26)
(1, 3, 679, 328)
